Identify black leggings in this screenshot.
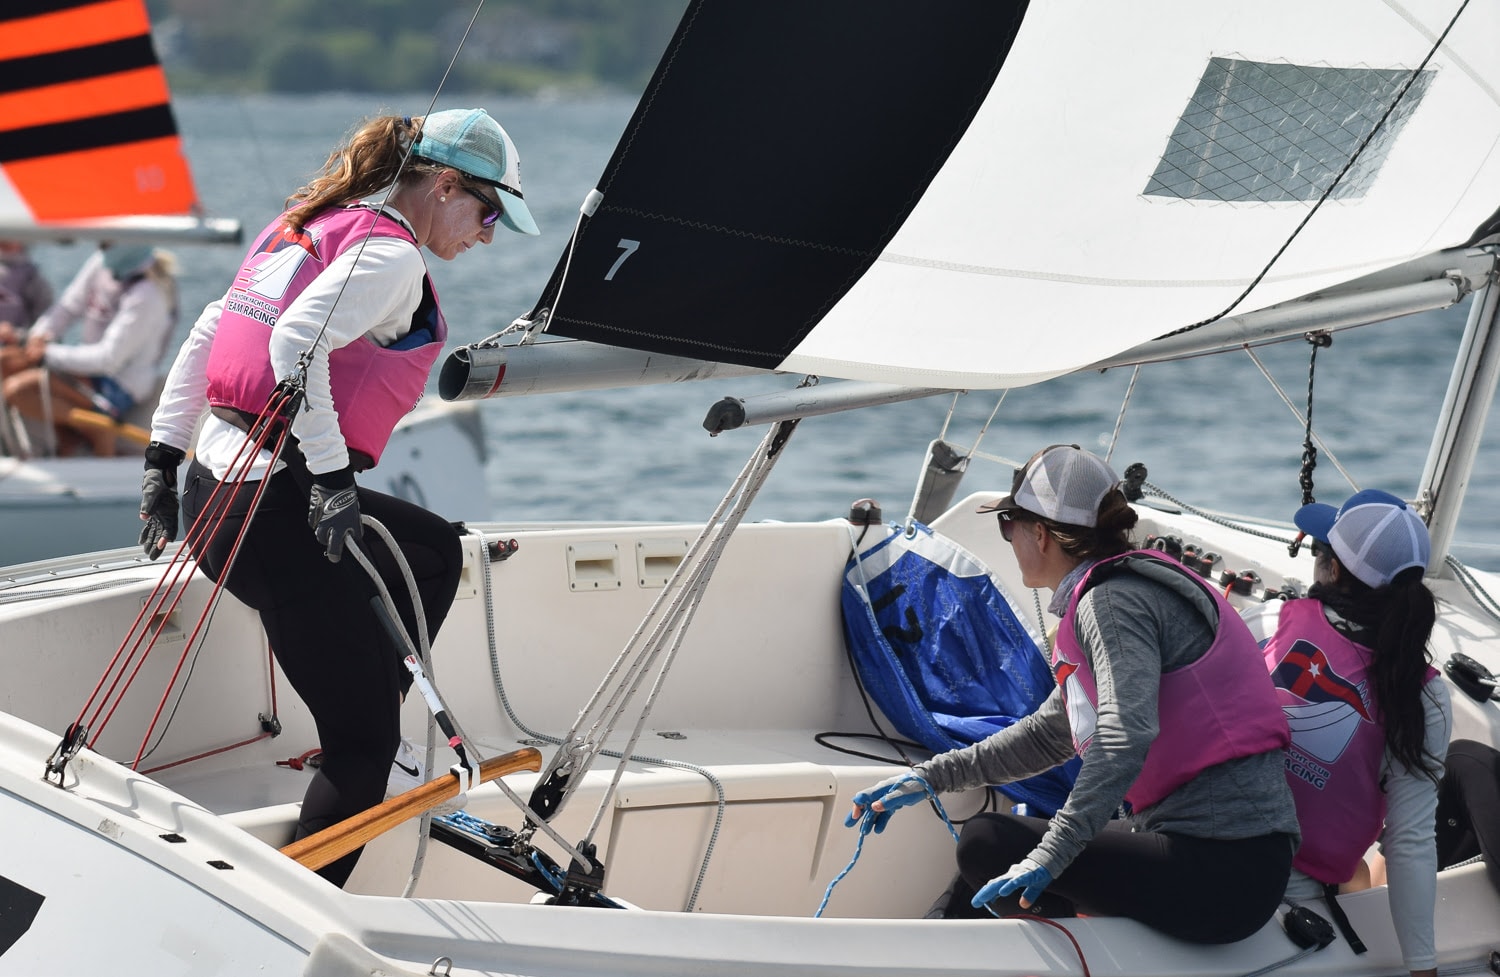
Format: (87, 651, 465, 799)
(1436, 738, 1500, 894)
(944, 813, 1293, 944)
(182, 458, 462, 886)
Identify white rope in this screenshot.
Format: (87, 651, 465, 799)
(345, 514, 470, 898)
(476, 537, 727, 910)
(523, 421, 798, 868)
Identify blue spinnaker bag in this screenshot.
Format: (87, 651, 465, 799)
(841, 522, 1079, 816)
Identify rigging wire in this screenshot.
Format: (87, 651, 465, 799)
(965, 390, 1009, 462)
(1104, 365, 1141, 466)
(1163, 0, 1472, 338)
(292, 0, 490, 372)
(469, 418, 812, 912)
(1295, 335, 1329, 507)
(575, 420, 799, 851)
(1240, 343, 1359, 493)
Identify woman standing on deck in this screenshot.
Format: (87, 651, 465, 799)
(137, 108, 539, 886)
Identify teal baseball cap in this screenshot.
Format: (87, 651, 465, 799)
(414, 108, 539, 236)
(102, 243, 155, 280)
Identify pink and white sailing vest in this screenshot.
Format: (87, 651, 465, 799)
(1053, 551, 1290, 811)
(204, 207, 447, 467)
(1263, 599, 1438, 883)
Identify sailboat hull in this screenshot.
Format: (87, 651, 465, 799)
(2, 497, 1497, 975)
(0, 400, 491, 565)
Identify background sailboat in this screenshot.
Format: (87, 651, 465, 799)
(0, 1, 492, 564)
(0, 0, 239, 245)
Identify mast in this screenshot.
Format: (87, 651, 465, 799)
(1418, 247, 1500, 576)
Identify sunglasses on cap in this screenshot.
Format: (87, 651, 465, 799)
(460, 184, 503, 228)
(1293, 531, 1329, 559)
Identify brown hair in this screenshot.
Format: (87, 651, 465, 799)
(1033, 489, 1138, 562)
(283, 115, 457, 233)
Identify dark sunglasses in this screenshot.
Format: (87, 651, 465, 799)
(997, 509, 1030, 542)
(460, 185, 502, 228)
(1310, 538, 1326, 558)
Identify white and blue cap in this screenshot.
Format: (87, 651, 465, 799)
(414, 108, 539, 236)
(1295, 489, 1430, 588)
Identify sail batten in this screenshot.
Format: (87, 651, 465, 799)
(507, 0, 1500, 393)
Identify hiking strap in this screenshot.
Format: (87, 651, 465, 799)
(1321, 882, 1368, 955)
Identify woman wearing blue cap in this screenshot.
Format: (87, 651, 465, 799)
(1243, 490, 1450, 977)
(2, 242, 176, 456)
(137, 108, 539, 886)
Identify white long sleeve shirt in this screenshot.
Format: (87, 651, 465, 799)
(151, 205, 428, 479)
(33, 250, 175, 403)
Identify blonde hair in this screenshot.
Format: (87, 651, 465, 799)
(141, 249, 179, 325)
(283, 114, 460, 233)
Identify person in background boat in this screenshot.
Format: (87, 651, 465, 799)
(847, 444, 1299, 944)
(1, 243, 177, 456)
(138, 108, 539, 887)
(1240, 490, 1449, 977)
(0, 238, 54, 340)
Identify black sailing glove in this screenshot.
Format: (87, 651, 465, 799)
(139, 441, 186, 560)
(308, 466, 362, 563)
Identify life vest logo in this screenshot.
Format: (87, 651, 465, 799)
(235, 224, 321, 304)
(1271, 639, 1370, 764)
(1055, 660, 1097, 752)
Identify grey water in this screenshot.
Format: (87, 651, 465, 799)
(30, 92, 1500, 570)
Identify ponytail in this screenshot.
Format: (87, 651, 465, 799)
(283, 115, 448, 233)
(1310, 562, 1440, 783)
(1043, 488, 1138, 561)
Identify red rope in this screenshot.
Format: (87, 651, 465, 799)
(1001, 914, 1091, 977)
(130, 433, 288, 768)
(69, 388, 297, 773)
(139, 729, 275, 777)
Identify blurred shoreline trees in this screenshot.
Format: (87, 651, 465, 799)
(147, 0, 688, 95)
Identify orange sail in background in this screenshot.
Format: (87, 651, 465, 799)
(0, 0, 199, 225)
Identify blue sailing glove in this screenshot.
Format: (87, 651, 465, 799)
(973, 858, 1053, 910)
(845, 772, 928, 833)
(307, 467, 362, 563)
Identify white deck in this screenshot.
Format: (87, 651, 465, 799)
(1, 496, 1498, 974)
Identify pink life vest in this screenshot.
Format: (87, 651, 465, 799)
(1263, 599, 1439, 883)
(1053, 551, 1290, 811)
(204, 207, 447, 467)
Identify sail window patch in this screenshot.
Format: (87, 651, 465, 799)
(1145, 58, 1432, 203)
